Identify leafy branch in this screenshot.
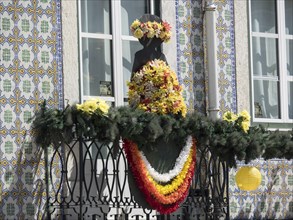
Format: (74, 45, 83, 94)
(31, 102, 293, 167)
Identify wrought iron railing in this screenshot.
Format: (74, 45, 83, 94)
(44, 138, 229, 220)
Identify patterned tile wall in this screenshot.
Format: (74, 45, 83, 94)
(176, 0, 206, 114)
(229, 159, 293, 219)
(0, 0, 62, 219)
(175, 0, 236, 114)
(214, 0, 237, 115)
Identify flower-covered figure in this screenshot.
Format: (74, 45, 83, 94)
(125, 14, 194, 214)
(129, 14, 186, 117)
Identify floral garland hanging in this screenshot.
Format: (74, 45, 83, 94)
(139, 136, 194, 182)
(123, 137, 196, 214)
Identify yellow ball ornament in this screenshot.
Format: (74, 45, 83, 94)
(235, 166, 262, 191)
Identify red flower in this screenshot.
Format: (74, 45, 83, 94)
(162, 21, 171, 31)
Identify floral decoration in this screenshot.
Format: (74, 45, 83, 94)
(31, 104, 293, 167)
(76, 98, 109, 115)
(128, 59, 187, 117)
(140, 136, 193, 182)
(130, 19, 171, 43)
(223, 110, 251, 133)
(123, 136, 196, 213)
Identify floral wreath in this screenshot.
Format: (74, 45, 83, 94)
(130, 19, 171, 43)
(123, 136, 196, 214)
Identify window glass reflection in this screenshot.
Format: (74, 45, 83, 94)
(121, 0, 148, 36)
(251, 0, 277, 33)
(122, 40, 142, 97)
(254, 79, 280, 119)
(82, 38, 113, 96)
(81, 0, 111, 34)
(252, 37, 279, 77)
(286, 40, 293, 76)
(285, 0, 293, 35)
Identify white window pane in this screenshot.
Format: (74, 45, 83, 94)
(81, 0, 111, 34)
(122, 40, 142, 97)
(121, 0, 148, 36)
(254, 79, 280, 119)
(285, 0, 293, 35)
(251, 0, 277, 33)
(252, 37, 279, 77)
(289, 82, 293, 119)
(287, 40, 293, 76)
(82, 38, 112, 96)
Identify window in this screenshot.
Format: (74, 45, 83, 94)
(250, 0, 293, 124)
(78, 0, 159, 106)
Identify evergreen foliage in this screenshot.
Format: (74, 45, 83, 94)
(31, 102, 293, 167)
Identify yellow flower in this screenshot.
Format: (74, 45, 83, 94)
(130, 19, 171, 42)
(239, 110, 251, 122)
(163, 33, 171, 43)
(128, 59, 186, 117)
(76, 103, 83, 111)
(97, 99, 110, 114)
(76, 98, 109, 115)
(223, 111, 237, 122)
(159, 31, 166, 39)
(133, 29, 144, 39)
(131, 19, 140, 29)
(147, 29, 155, 38)
(80, 100, 99, 114)
(241, 121, 250, 133)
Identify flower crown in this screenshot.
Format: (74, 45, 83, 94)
(130, 19, 171, 43)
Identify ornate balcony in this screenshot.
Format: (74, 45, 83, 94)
(44, 138, 229, 219)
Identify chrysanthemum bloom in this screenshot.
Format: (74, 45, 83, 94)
(223, 111, 237, 122)
(128, 59, 186, 117)
(76, 98, 109, 115)
(130, 20, 172, 43)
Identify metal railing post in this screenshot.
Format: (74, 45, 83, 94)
(44, 146, 51, 220)
(79, 137, 84, 220)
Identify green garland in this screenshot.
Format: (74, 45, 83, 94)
(31, 102, 293, 167)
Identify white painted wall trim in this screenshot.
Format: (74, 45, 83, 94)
(161, 0, 177, 73)
(234, 1, 250, 113)
(62, 0, 80, 104)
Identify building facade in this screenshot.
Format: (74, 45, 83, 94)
(0, 0, 292, 219)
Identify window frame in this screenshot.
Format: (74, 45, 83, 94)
(249, 0, 293, 124)
(77, 0, 158, 106)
